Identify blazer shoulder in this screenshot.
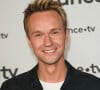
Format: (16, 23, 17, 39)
(74, 70, 100, 89)
(1, 68, 35, 90)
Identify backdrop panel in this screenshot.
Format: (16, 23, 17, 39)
(0, 0, 100, 88)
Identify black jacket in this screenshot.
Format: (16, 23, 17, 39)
(1, 61, 100, 90)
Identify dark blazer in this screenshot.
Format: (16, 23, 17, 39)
(1, 61, 100, 90)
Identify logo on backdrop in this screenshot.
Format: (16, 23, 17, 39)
(0, 66, 18, 89)
(77, 64, 100, 74)
(69, 26, 95, 34)
(58, 0, 100, 5)
(0, 33, 8, 39)
(0, 66, 18, 80)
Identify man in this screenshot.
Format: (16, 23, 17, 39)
(1, 0, 100, 90)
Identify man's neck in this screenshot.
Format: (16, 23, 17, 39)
(37, 59, 67, 83)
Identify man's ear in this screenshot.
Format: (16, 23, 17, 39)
(26, 36, 32, 48)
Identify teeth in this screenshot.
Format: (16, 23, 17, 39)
(44, 50, 55, 53)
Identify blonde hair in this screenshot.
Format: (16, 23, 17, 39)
(23, 0, 67, 38)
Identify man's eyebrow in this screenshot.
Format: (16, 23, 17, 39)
(30, 31, 41, 35)
(50, 27, 63, 31)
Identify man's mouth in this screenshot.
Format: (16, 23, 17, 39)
(43, 49, 56, 54)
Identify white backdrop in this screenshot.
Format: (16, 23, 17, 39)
(0, 0, 100, 87)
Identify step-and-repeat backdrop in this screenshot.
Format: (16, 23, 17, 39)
(0, 0, 100, 88)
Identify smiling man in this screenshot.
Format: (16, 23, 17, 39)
(27, 10, 68, 85)
(1, 0, 100, 90)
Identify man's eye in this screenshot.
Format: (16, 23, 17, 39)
(52, 31, 59, 34)
(34, 34, 41, 37)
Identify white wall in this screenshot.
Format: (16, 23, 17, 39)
(0, 0, 100, 87)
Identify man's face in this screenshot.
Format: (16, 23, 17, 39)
(27, 10, 68, 65)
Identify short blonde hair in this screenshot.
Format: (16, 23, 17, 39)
(23, 0, 67, 38)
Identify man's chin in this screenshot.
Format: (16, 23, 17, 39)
(39, 58, 60, 65)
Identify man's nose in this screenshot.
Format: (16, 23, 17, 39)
(44, 35, 53, 47)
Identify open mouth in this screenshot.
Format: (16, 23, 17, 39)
(43, 49, 57, 54)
